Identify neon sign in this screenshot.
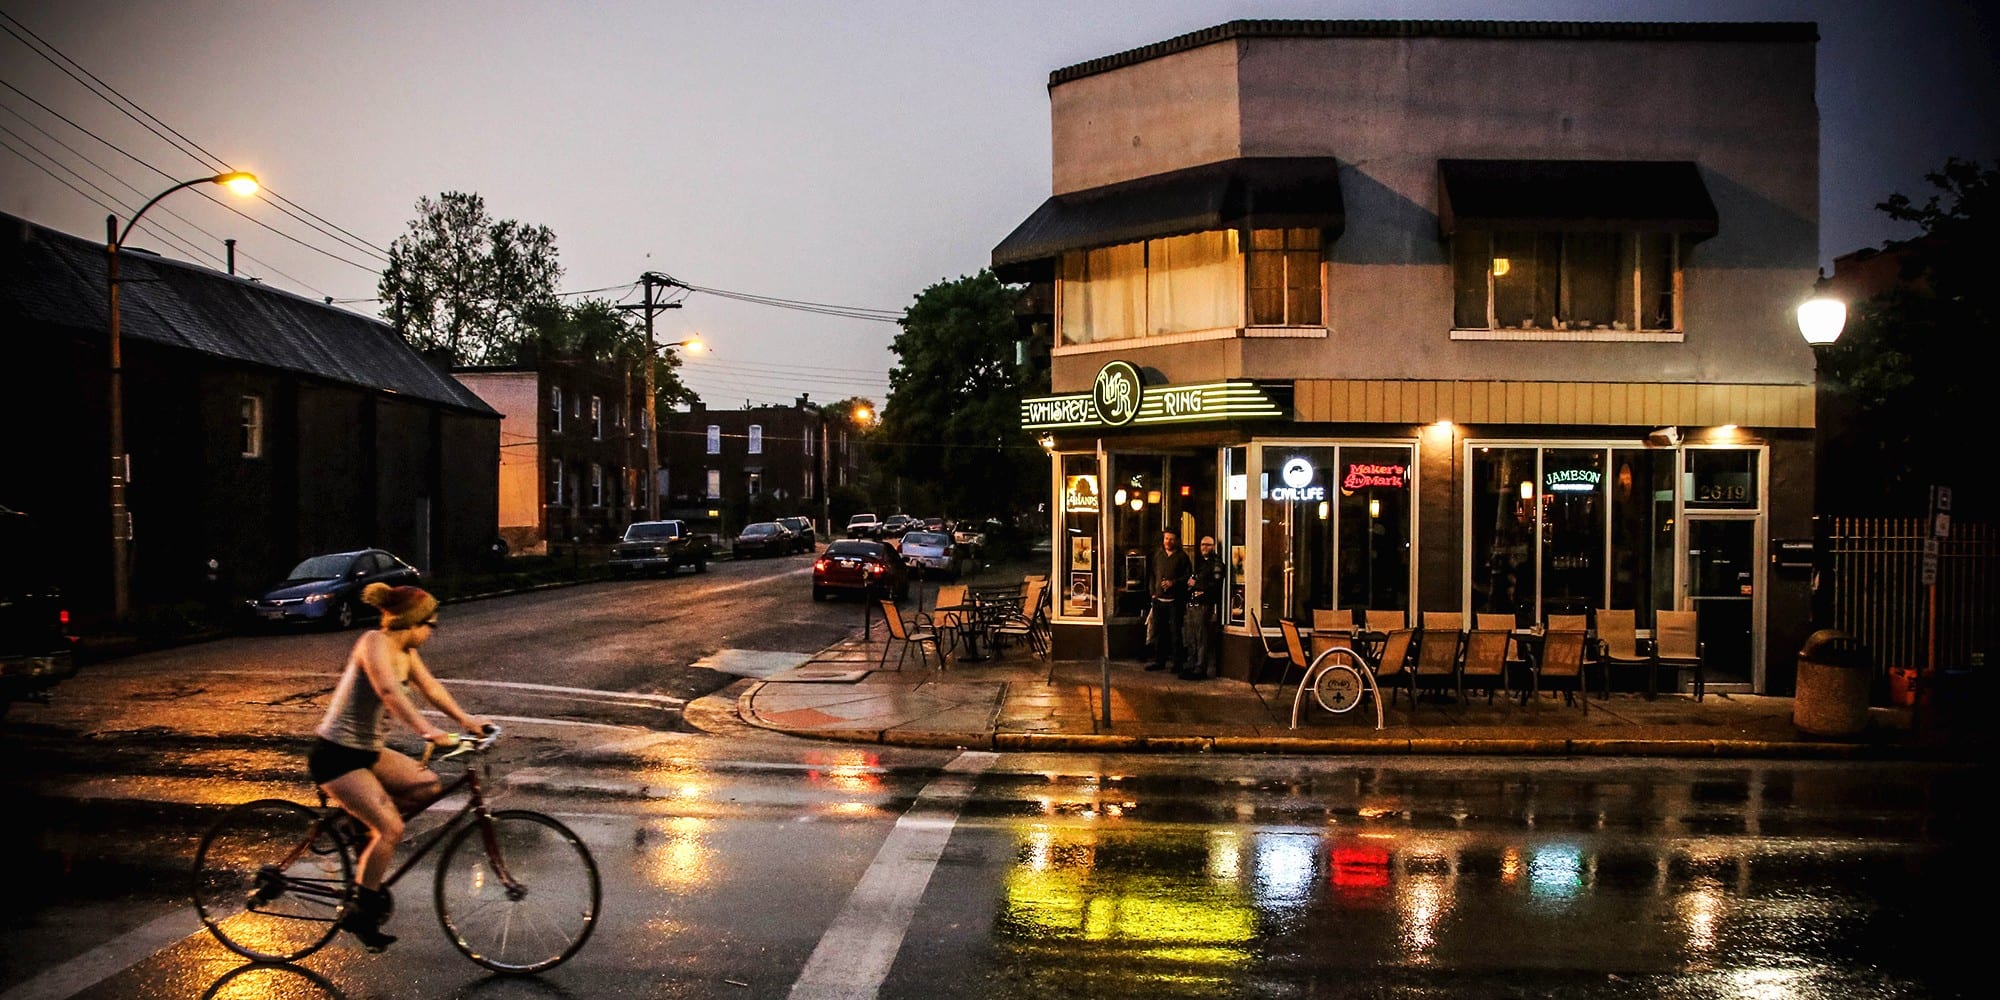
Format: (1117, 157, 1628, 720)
(1267, 457, 1326, 502)
(1342, 463, 1406, 490)
(1545, 469, 1602, 493)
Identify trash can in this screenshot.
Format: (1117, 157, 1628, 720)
(1794, 629, 1873, 737)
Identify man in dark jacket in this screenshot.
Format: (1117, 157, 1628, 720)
(1181, 534, 1225, 679)
(1147, 530, 1192, 672)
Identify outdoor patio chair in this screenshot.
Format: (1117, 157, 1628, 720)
(1277, 618, 1314, 691)
(1420, 610, 1464, 635)
(1652, 609, 1706, 701)
(1533, 629, 1590, 712)
(1248, 611, 1294, 691)
(991, 578, 1050, 660)
(1459, 628, 1512, 704)
(1412, 618, 1465, 704)
(1358, 609, 1406, 662)
(878, 598, 948, 676)
(1370, 627, 1418, 707)
(1592, 608, 1656, 699)
(1478, 613, 1533, 688)
(1310, 608, 1357, 660)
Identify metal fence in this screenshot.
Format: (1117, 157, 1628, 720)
(1826, 517, 1998, 674)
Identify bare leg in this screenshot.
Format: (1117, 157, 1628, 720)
(371, 747, 443, 817)
(319, 769, 403, 890)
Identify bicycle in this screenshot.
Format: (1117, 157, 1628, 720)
(190, 725, 601, 974)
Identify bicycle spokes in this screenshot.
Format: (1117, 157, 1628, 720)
(193, 799, 353, 963)
(434, 810, 601, 974)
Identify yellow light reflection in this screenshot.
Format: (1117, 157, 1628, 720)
(641, 815, 713, 892)
(1399, 877, 1448, 960)
(1676, 876, 1726, 953)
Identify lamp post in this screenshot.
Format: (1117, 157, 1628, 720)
(1798, 293, 1847, 630)
(106, 171, 259, 620)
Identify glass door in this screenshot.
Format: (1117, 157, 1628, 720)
(1685, 517, 1760, 692)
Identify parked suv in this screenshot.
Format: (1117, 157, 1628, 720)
(777, 516, 817, 553)
(878, 514, 918, 540)
(1, 505, 77, 715)
(845, 513, 881, 539)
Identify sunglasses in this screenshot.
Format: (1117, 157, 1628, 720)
(421, 618, 441, 629)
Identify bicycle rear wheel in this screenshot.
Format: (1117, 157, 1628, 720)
(434, 809, 601, 973)
(192, 798, 352, 962)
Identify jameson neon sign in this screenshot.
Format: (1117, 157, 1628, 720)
(1343, 463, 1407, 490)
(1546, 469, 1603, 493)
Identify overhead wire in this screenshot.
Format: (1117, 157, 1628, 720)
(0, 11, 389, 267)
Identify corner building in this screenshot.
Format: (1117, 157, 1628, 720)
(993, 20, 1823, 694)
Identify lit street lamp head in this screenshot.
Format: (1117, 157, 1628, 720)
(1797, 297, 1846, 346)
(216, 171, 260, 196)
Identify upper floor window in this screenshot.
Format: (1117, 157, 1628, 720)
(706, 468, 721, 498)
(1058, 228, 1319, 346)
(549, 458, 564, 505)
(551, 386, 563, 434)
(707, 424, 722, 454)
(1452, 230, 1679, 332)
(591, 396, 604, 440)
(747, 424, 763, 455)
(239, 394, 264, 458)
(590, 463, 604, 507)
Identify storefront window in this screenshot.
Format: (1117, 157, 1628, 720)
(1471, 447, 1536, 622)
(1257, 446, 1332, 624)
(1609, 448, 1665, 616)
(1224, 447, 1247, 627)
(1686, 448, 1759, 509)
(1336, 447, 1413, 619)
(1109, 456, 1167, 618)
(1060, 453, 1101, 619)
(1541, 448, 1607, 614)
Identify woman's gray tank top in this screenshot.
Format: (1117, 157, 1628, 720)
(315, 643, 411, 751)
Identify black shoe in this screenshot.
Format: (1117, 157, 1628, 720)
(339, 887, 398, 953)
(1145, 662, 1168, 672)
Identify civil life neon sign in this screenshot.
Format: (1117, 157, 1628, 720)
(1020, 360, 1290, 431)
(1267, 457, 1327, 502)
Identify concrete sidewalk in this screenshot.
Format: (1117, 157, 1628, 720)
(688, 623, 1977, 759)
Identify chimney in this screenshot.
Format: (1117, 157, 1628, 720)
(225, 238, 236, 275)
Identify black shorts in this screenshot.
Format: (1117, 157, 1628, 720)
(307, 738, 380, 784)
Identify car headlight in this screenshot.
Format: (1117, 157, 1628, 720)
(304, 592, 332, 603)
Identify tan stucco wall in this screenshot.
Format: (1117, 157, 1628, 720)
(453, 372, 542, 537)
(1045, 31, 1821, 400)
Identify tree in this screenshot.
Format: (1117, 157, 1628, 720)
(518, 298, 697, 408)
(1821, 158, 1993, 518)
(878, 271, 1050, 522)
(378, 192, 562, 366)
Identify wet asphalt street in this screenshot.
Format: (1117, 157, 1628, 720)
(2, 558, 1983, 999)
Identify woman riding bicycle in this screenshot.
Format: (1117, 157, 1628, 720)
(308, 582, 489, 951)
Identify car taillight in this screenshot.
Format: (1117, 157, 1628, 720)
(814, 558, 828, 571)
(866, 563, 884, 575)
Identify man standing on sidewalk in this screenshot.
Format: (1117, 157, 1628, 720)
(1180, 535, 1224, 680)
(1146, 529, 1192, 673)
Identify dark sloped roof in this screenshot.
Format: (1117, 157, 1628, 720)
(1052, 19, 1818, 85)
(0, 211, 495, 416)
(991, 156, 1345, 283)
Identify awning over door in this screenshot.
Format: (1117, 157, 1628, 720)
(991, 156, 1345, 283)
(1436, 159, 1718, 239)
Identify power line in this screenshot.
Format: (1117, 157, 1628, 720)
(659, 274, 902, 322)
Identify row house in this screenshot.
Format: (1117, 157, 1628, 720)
(660, 396, 861, 538)
(455, 355, 647, 553)
(994, 20, 1825, 694)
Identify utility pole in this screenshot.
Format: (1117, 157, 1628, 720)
(821, 416, 831, 544)
(618, 272, 680, 520)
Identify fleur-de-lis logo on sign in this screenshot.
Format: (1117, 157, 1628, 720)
(1092, 360, 1142, 427)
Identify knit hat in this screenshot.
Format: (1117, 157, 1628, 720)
(361, 582, 437, 630)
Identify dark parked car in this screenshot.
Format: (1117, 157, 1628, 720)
(733, 521, 794, 559)
(245, 548, 421, 629)
(812, 539, 909, 601)
(878, 514, 918, 539)
(1, 505, 76, 715)
(777, 516, 817, 554)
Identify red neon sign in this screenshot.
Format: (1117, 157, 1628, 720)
(1342, 463, 1407, 490)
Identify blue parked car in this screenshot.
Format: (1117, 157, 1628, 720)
(245, 548, 421, 630)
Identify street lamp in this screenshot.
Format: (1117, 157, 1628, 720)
(1798, 293, 1847, 630)
(642, 335, 703, 521)
(106, 170, 260, 620)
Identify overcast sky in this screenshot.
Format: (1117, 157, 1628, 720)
(3, 0, 1994, 408)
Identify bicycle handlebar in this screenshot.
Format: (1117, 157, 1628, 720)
(424, 723, 502, 763)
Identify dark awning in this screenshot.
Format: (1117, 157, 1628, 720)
(1436, 159, 1718, 239)
(991, 156, 1345, 283)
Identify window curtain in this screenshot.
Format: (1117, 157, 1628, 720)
(1147, 231, 1240, 335)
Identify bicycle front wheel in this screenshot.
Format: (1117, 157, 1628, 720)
(192, 798, 351, 962)
(434, 810, 601, 973)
